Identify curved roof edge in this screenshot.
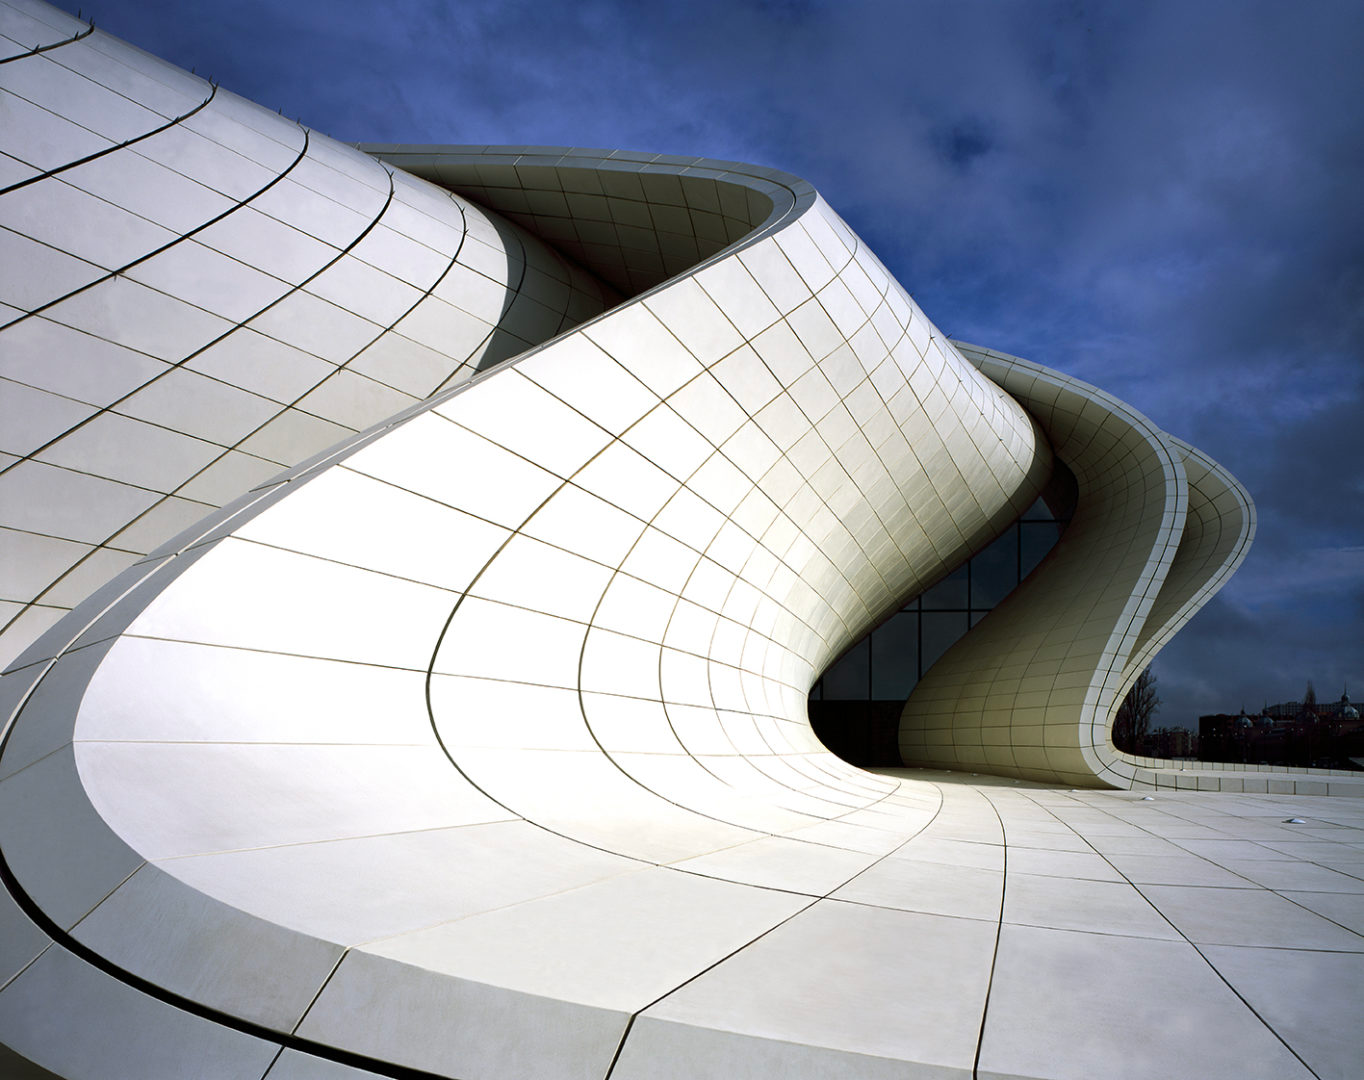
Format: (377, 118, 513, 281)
(361, 143, 816, 299)
(902, 343, 1344, 792)
(899, 342, 1186, 787)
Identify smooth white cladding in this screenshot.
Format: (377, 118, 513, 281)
(897, 345, 1257, 788)
(6, 5, 1355, 1080)
(0, 17, 614, 671)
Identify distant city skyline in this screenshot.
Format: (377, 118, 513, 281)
(55, 0, 1363, 724)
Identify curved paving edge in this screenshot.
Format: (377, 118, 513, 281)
(1, 2, 1361, 1078)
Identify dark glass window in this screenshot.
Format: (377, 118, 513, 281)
(808, 461, 1078, 766)
(921, 564, 968, 609)
(870, 611, 918, 699)
(821, 635, 869, 699)
(1020, 520, 1061, 578)
(921, 610, 969, 672)
(970, 526, 1018, 608)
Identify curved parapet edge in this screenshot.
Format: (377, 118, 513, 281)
(898, 343, 1291, 792)
(362, 144, 807, 299)
(1120, 435, 1256, 688)
(898, 343, 1187, 787)
(1113, 436, 1266, 784)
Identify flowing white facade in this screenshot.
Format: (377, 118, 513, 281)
(1, 3, 1361, 1078)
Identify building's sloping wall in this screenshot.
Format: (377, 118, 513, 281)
(0, 2, 614, 671)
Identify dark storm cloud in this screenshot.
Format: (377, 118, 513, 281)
(1209, 377, 1364, 556)
(58, 0, 1363, 724)
(930, 119, 994, 173)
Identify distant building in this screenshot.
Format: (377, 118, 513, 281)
(1264, 687, 1359, 719)
(1141, 727, 1197, 759)
(1200, 688, 1363, 768)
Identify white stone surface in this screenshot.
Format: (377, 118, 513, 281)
(0, 15, 613, 669)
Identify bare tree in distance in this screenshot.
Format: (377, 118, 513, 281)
(1113, 666, 1159, 753)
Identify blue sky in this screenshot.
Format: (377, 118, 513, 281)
(62, 0, 1363, 726)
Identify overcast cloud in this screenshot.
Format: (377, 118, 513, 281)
(60, 0, 1363, 725)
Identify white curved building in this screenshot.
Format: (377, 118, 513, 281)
(1, 3, 1361, 1078)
